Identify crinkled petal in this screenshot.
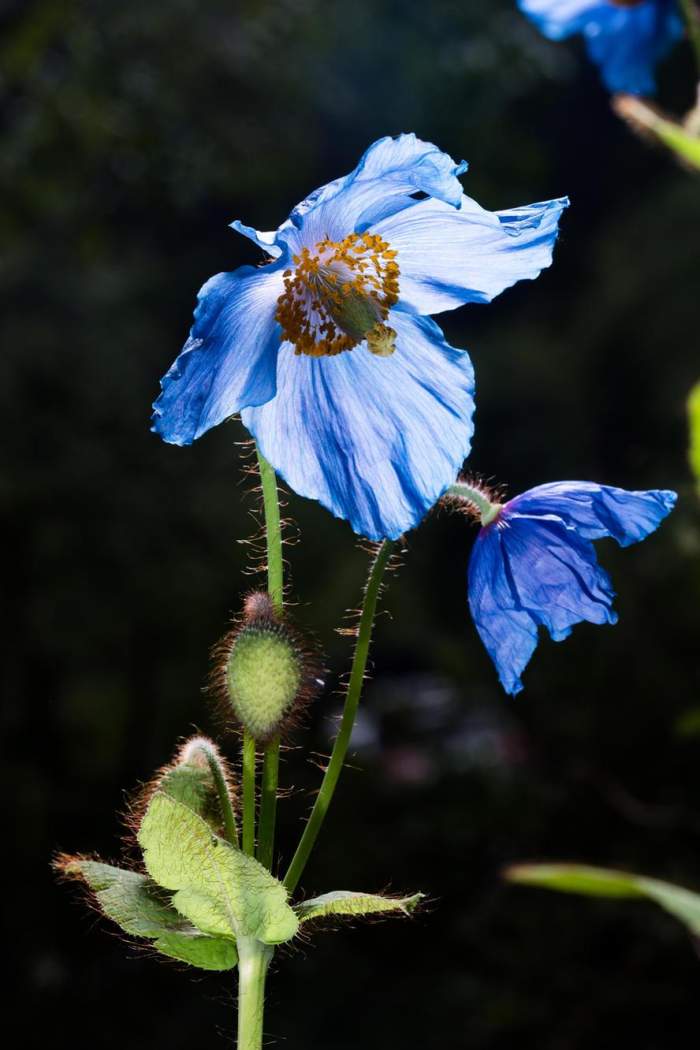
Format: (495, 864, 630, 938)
(510, 482, 677, 547)
(502, 515, 618, 635)
(152, 264, 285, 445)
(373, 195, 568, 315)
(468, 526, 539, 696)
(519, 0, 683, 95)
(241, 311, 475, 540)
(469, 514, 617, 694)
(229, 221, 285, 260)
(282, 134, 468, 253)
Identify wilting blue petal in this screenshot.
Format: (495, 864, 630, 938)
(510, 482, 677, 547)
(373, 195, 568, 315)
(152, 264, 285, 445)
(468, 524, 539, 696)
(467, 480, 676, 694)
(518, 0, 683, 96)
(283, 134, 468, 253)
(241, 311, 475, 540)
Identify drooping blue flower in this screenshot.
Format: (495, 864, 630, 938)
(466, 480, 676, 694)
(152, 134, 568, 541)
(518, 0, 684, 96)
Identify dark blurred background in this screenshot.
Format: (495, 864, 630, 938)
(3, 0, 699, 1046)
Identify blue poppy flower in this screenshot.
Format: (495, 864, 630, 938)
(464, 480, 676, 694)
(518, 0, 683, 96)
(152, 134, 568, 541)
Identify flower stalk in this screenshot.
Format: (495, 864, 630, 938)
(255, 447, 284, 870)
(284, 539, 394, 894)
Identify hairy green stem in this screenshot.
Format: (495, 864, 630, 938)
(284, 539, 394, 894)
(680, 0, 700, 76)
(241, 732, 256, 855)
(447, 481, 502, 525)
(205, 751, 238, 848)
(237, 938, 273, 1050)
(256, 447, 284, 869)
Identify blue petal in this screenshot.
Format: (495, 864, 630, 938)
(469, 514, 617, 695)
(282, 134, 468, 253)
(510, 482, 677, 547)
(241, 311, 475, 540)
(152, 264, 284, 445)
(518, 0, 610, 40)
(229, 221, 285, 260)
(468, 525, 538, 696)
(373, 195, 568, 315)
(584, 2, 683, 95)
(519, 0, 683, 96)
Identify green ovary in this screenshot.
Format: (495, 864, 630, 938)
(226, 628, 301, 739)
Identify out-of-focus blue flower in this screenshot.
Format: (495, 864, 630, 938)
(152, 134, 568, 541)
(518, 0, 683, 95)
(467, 481, 676, 694)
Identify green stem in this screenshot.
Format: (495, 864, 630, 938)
(242, 732, 256, 856)
(256, 447, 284, 869)
(236, 938, 273, 1050)
(447, 482, 501, 525)
(284, 539, 394, 894)
(680, 0, 700, 75)
(205, 751, 238, 848)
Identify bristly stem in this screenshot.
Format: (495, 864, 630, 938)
(205, 750, 239, 848)
(680, 0, 700, 74)
(256, 447, 284, 869)
(241, 732, 256, 855)
(237, 938, 273, 1050)
(283, 539, 394, 894)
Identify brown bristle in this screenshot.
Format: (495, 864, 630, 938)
(243, 590, 276, 623)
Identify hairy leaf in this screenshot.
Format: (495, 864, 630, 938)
(505, 863, 700, 937)
(297, 890, 423, 923)
(138, 792, 298, 945)
(62, 858, 237, 970)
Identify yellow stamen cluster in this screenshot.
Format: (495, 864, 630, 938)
(275, 231, 400, 357)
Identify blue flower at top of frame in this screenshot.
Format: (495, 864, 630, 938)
(468, 481, 676, 695)
(152, 134, 568, 541)
(518, 0, 684, 95)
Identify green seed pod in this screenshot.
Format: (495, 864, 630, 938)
(213, 592, 317, 741)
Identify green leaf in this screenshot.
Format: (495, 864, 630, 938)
(138, 791, 298, 945)
(505, 863, 700, 937)
(296, 890, 424, 923)
(62, 858, 237, 970)
(688, 382, 700, 490)
(653, 120, 700, 171)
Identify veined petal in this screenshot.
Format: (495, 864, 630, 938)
(502, 516, 617, 636)
(241, 311, 475, 540)
(152, 264, 284, 446)
(373, 195, 568, 315)
(284, 134, 468, 253)
(510, 483, 677, 547)
(468, 526, 539, 696)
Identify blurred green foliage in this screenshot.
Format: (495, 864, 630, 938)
(2, 1, 699, 1048)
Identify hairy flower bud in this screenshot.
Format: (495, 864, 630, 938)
(212, 592, 319, 741)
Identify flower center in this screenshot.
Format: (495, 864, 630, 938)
(275, 231, 400, 358)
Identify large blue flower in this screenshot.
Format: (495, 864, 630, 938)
(153, 134, 568, 540)
(518, 1, 683, 95)
(465, 480, 676, 694)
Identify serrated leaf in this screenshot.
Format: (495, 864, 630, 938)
(505, 863, 700, 937)
(296, 890, 424, 923)
(689, 382, 700, 491)
(63, 859, 237, 970)
(138, 792, 298, 945)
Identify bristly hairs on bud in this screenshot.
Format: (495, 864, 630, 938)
(125, 734, 237, 841)
(440, 473, 507, 525)
(210, 590, 323, 743)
